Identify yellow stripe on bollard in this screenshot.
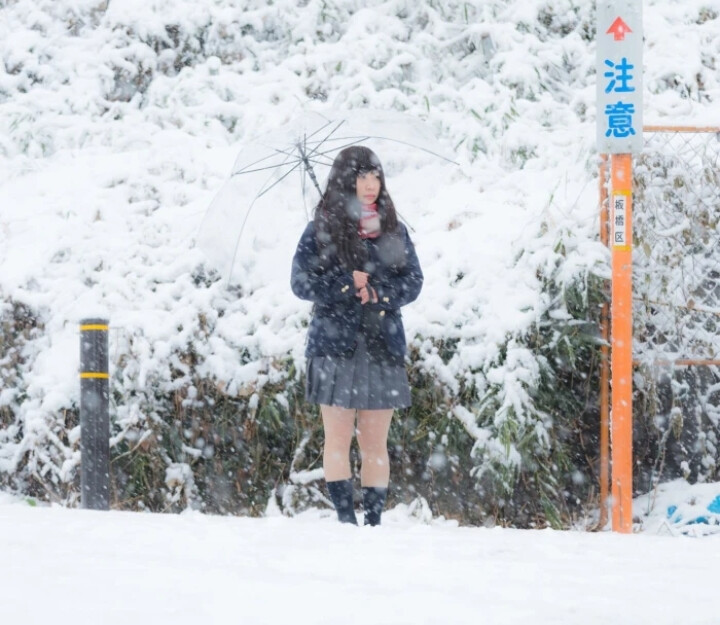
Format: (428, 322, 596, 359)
(80, 372, 109, 379)
(80, 324, 109, 331)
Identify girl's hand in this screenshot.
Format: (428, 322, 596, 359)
(352, 270, 369, 289)
(357, 285, 370, 305)
(356, 285, 378, 305)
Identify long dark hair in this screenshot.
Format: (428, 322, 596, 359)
(313, 145, 399, 269)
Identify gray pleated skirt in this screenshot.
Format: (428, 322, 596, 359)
(305, 335, 411, 410)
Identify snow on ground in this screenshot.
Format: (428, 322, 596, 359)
(1, 482, 719, 625)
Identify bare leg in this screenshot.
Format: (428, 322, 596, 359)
(356, 409, 394, 487)
(320, 405, 356, 481)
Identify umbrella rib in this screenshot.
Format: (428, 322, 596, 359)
(283, 120, 348, 198)
(233, 144, 303, 176)
(293, 154, 331, 166)
(226, 127, 340, 282)
(225, 159, 304, 283)
(301, 117, 340, 143)
(297, 143, 336, 162)
(233, 146, 300, 174)
(233, 119, 343, 175)
(225, 150, 301, 283)
(232, 160, 302, 176)
(303, 120, 348, 162)
(237, 127, 351, 174)
(310, 138, 372, 159)
(310, 154, 335, 165)
(308, 119, 347, 146)
(232, 145, 330, 177)
(254, 160, 305, 198)
(369, 135, 460, 164)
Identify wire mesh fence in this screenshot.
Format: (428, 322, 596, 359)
(631, 127, 720, 489)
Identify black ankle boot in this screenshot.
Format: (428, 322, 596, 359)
(362, 487, 388, 526)
(326, 479, 358, 525)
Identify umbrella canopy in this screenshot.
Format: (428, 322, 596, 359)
(198, 108, 456, 286)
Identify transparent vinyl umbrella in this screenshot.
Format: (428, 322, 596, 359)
(197, 108, 457, 286)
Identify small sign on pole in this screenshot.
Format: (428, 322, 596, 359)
(597, 0, 643, 534)
(611, 193, 628, 248)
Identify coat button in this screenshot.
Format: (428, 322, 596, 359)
(341, 285, 349, 293)
(383, 297, 390, 303)
(379, 311, 385, 317)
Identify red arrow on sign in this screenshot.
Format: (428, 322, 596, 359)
(607, 17, 632, 41)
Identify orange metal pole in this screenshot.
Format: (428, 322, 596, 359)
(610, 153, 633, 533)
(598, 154, 610, 530)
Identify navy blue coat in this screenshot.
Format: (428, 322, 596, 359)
(291, 221, 423, 360)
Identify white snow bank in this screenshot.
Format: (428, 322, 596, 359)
(1, 482, 719, 625)
(2, 0, 720, 508)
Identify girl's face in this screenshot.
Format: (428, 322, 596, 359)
(356, 170, 381, 205)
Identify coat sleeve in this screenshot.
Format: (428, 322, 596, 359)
(370, 226, 423, 311)
(291, 222, 356, 305)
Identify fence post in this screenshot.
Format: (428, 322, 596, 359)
(598, 153, 610, 530)
(80, 318, 110, 510)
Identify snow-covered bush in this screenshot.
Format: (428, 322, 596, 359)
(1, 0, 719, 526)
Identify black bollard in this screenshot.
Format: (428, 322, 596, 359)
(80, 318, 110, 510)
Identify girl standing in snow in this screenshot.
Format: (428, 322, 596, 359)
(291, 146, 423, 526)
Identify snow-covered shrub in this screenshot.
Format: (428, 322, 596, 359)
(0, 296, 79, 501)
(2, 0, 720, 526)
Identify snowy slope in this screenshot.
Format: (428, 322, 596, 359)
(1, 0, 720, 512)
(1, 490, 719, 625)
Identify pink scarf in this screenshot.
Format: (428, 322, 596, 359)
(358, 203, 381, 239)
